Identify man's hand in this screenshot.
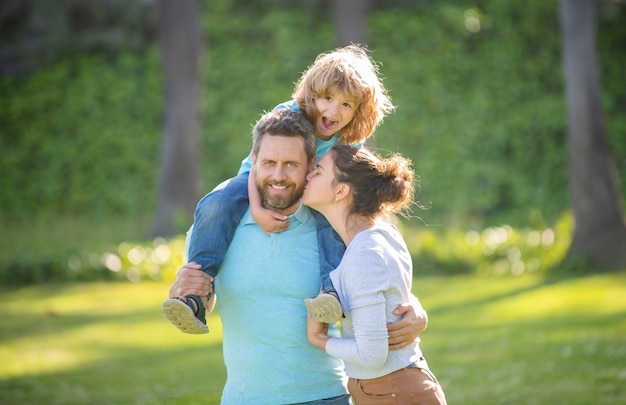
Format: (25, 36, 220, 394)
(387, 303, 428, 350)
(168, 262, 213, 299)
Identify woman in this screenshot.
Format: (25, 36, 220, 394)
(303, 145, 446, 405)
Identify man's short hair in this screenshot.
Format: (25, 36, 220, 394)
(252, 109, 317, 162)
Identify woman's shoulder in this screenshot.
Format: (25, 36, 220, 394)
(362, 224, 409, 254)
(348, 228, 390, 256)
(361, 223, 399, 242)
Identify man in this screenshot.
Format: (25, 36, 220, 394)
(169, 109, 427, 404)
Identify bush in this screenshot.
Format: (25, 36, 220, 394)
(0, 0, 624, 282)
(0, 214, 572, 285)
(2, 1, 624, 227)
(404, 211, 571, 277)
(0, 51, 162, 220)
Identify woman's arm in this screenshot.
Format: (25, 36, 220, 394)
(322, 301, 389, 369)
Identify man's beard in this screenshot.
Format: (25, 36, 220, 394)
(257, 179, 305, 211)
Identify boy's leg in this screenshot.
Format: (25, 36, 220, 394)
(304, 210, 346, 324)
(187, 172, 249, 279)
(163, 173, 249, 334)
(161, 296, 208, 334)
(312, 209, 345, 292)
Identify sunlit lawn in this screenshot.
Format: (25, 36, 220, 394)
(0, 282, 225, 405)
(1, 271, 625, 405)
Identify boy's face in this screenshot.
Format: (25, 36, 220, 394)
(252, 134, 313, 215)
(313, 92, 357, 140)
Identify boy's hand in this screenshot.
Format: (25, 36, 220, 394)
(254, 207, 289, 235)
(247, 166, 289, 234)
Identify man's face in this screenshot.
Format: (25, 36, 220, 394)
(252, 134, 313, 215)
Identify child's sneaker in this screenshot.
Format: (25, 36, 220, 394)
(304, 293, 343, 324)
(162, 295, 209, 334)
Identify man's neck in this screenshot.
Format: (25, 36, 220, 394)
(265, 200, 302, 217)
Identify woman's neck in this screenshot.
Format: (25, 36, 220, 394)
(326, 208, 374, 246)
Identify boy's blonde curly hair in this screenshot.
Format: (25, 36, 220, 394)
(293, 45, 395, 145)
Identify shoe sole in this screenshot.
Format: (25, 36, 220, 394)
(304, 294, 343, 324)
(162, 298, 209, 334)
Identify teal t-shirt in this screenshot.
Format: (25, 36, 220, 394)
(215, 202, 347, 404)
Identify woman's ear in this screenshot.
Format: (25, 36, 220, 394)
(335, 184, 350, 202)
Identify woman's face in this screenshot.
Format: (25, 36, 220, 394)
(303, 152, 338, 212)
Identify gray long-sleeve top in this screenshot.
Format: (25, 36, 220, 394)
(326, 223, 424, 379)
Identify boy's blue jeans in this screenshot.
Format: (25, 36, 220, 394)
(186, 172, 345, 293)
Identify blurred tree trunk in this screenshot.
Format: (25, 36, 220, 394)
(153, 0, 202, 238)
(331, 0, 371, 47)
(560, 0, 626, 270)
(330, 0, 378, 149)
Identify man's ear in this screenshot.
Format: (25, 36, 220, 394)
(252, 152, 257, 165)
(308, 157, 316, 172)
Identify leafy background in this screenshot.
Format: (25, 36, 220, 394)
(0, 0, 624, 282)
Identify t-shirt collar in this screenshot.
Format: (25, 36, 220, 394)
(242, 200, 311, 228)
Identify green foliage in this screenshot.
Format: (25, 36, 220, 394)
(369, 1, 572, 227)
(404, 211, 572, 276)
(2, 0, 625, 225)
(1, 0, 625, 281)
(0, 214, 571, 284)
(0, 0, 156, 75)
(0, 51, 162, 220)
(598, 0, 626, 184)
(0, 215, 154, 285)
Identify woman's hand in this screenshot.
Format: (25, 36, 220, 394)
(307, 314, 331, 351)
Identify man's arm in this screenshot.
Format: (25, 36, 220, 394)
(387, 295, 428, 350)
(169, 262, 216, 313)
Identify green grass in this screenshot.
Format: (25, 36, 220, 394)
(1, 272, 625, 404)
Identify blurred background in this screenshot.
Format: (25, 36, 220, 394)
(1, 0, 625, 282)
(1, 1, 626, 404)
